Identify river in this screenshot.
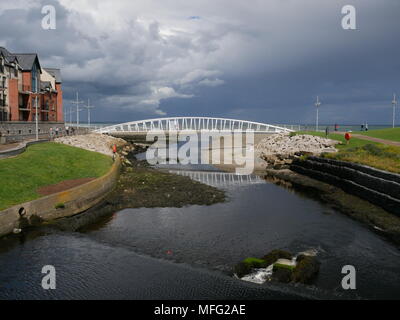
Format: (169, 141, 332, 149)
(0, 146, 399, 300)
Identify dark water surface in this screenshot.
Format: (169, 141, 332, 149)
(1, 168, 399, 299)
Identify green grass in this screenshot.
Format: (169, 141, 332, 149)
(357, 128, 400, 142)
(296, 131, 379, 151)
(324, 144, 400, 174)
(295, 131, 400, 173)
(243, 257, 266, 268)
(0, 142, 113, 210)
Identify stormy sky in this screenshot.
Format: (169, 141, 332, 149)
(0, 0, 399, 125)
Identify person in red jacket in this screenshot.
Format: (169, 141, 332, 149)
(112, 144, 117, 161)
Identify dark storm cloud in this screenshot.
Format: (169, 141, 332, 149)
(0, 0, 399, 124)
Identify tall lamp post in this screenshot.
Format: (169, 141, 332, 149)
(71, 92, 84, 129)
(64, 106, 75, 126)
(35, 75, 39, 140)
(392, 93, 397, 128)
(84, 98, 95, 130)
(315, 96, 321, 132)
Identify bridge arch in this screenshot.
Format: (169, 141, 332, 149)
(94, 117, 294, 134)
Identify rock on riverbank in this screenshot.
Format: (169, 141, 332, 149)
(256, 133, 338, 167)
(55, 133, 126, 156)
(235, 249, 320, 285)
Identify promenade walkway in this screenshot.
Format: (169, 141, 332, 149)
(0, 142, 21, 152)
(337, 132, 400, 147)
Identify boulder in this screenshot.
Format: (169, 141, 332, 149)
(272, 263, 294, 283)
(233, 257, 267, 278)
(262, 249, 292, 266)
(291, 256, 320, 284)
(256, 133, 339, 166)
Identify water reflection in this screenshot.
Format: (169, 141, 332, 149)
(168, 170, 265, 187)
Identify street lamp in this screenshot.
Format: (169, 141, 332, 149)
(63, 106, 75, 126)
(392, 93, 397, 128)
(84, 98, 95, 130)
(315, 96, 321, 132)
(71, 92, 84, 128)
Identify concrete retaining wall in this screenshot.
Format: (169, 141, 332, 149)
(0, 139, 50, 159)
(0, 157, 120, 237)
(291, 157, 400, 216)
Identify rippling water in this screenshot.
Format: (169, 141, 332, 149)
(1, 167, 400, 299)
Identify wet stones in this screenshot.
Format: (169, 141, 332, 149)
(292, 255, 321, 284)
(262, 249, 292, 265)
(234, 249, 320, 285)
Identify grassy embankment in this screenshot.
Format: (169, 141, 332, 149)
(295, 130, 400, 174)
(0, 142, 113, 210)
(357, 127, 400, 142)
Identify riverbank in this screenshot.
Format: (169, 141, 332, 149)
(0, 142, 113, 211)
(55, 133, 126, 156)
(263, 168, 400, 245)
(252, 131, 400, 245)
(295, 130, 400, 174)
(50, 143, 226, 232)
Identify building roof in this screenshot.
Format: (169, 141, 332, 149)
(0, 47, 20, 67)
(0, 47, 62, 81)
(44, 68, 62, 83)
(0, 47, 41, 71)
(12, 53, 41, 72)
(0, 47, 12, 59)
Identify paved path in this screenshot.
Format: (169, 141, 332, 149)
(337, 132, 400, 147)
(0, 142, 22, 151)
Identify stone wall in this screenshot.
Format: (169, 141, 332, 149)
(291, 157, 400, 216)
(0, 121, 65, 143)
(0, 156, 120, 238)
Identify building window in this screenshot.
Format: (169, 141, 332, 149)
(31, 63, 37, 93)
(0, 112, 8, 122)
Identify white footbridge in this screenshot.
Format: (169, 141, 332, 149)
(94, 117, 296, 134)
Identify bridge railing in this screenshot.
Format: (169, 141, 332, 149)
(94, 117, 299, 134)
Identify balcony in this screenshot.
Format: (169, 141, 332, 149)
(20, 85, 32, 93)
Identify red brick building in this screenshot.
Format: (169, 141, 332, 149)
(0, 47, 63, 123)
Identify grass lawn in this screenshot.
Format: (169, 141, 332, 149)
(357, 128, 400, 142)
(295, 131, 400, 174)
(0, 142, 113, 210)
(295, 131, 379, 151)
